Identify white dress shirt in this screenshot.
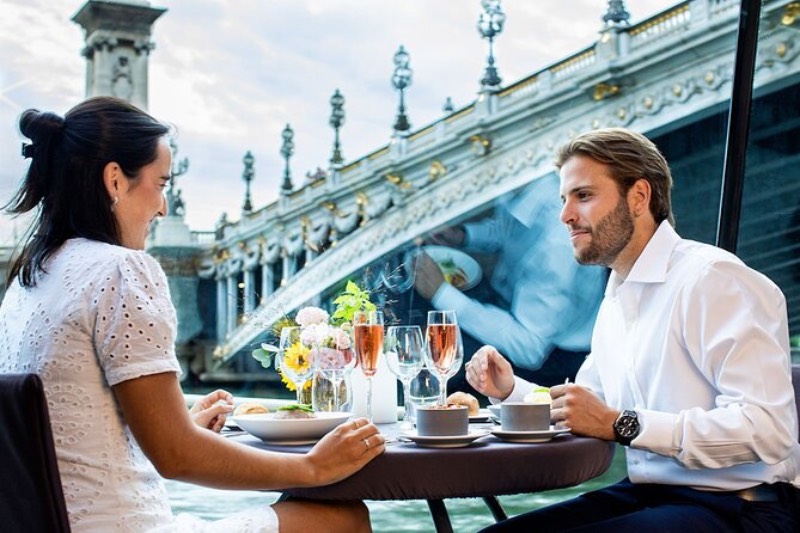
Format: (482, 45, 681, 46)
(508, 222, 800, 491)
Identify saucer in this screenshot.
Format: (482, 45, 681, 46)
(401, 429, 490, 448)
(490, 427, 570, 443)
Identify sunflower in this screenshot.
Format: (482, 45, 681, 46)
(279, 371, 312, 391)
(284, 342, 311, 373)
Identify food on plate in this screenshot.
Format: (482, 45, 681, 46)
(438, 257, 469, 289)
(447, 391, 480, 416)
(273, 404, 317, 420)
(523, 386, 552, 405)
(233, 402, 269, 416)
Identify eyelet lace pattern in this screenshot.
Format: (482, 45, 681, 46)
(0, 239, 278, 532)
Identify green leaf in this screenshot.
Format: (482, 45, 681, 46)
(278, 403, 315, 413)
(251, 348, 273, 369)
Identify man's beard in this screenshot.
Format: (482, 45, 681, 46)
(573, 198, 634, 266)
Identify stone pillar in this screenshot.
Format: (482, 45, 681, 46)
(216, 276, 227, 341)
(244, 268, 256, 314)
(261, 262, 275, 303)
(72, 0, 166, 110)
(226, 275, 237, 332)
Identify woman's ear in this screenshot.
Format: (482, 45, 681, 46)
(103, 162, 121, 200)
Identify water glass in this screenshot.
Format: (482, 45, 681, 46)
(276, 326, 315, 404)
(408, 366, 440, 424)
(384, 325, 425, 430)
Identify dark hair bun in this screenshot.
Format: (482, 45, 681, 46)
(19, 109, 65, 145)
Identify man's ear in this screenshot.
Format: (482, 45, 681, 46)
(103, 162, 121, 199)
(629, 178, 651, 218)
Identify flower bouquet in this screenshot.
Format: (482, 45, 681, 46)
(252, 281, 376, 409)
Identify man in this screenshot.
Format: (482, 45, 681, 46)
(414, 173, 607, 386)
(468, 128, 799, 531)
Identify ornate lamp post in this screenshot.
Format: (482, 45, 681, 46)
(603, 0, 631, 26)
(391, 45, 413, 132)
(280, 124, 295, 194)
(329, 89, 345, 165)
(241, 150, 255, 212)
(167, 138, 189, 217)
(477, 0, 506, 89)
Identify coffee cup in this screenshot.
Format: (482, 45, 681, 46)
(500, 402, 549, 431)
(416, 405, 469, 436)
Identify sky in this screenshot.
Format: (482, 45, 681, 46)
(0, 0, 678, 244)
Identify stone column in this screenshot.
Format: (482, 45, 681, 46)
(216, 275, 228, 341)
(226, 275, 237, 333)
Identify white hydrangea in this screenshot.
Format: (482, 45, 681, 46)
(295, 306, 330, 327)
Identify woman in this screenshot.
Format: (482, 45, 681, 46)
(0, 96, 385, 532)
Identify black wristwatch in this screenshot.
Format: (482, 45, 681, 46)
(613, 410, 640, 446)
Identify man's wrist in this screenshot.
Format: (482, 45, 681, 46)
(612, 409, 641, 445)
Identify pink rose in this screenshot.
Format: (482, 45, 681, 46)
(295, 306, 329, 327)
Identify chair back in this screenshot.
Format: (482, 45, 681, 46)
(793, 364, 800, 443)
(0, 373, 71, 532)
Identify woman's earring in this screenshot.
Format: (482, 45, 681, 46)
(112, 196, 119, 209)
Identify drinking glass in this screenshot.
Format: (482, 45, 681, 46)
(424, 310, 463, 405)
(313, 342, 356, 412)
(408, 366, 440, 423)
(353, 310, 384, 422)
(275, 326, 315, 404)
(384, 325, 425, 430)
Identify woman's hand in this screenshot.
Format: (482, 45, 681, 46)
(189, 389, 234, 433)
(304, 417, 385, 486)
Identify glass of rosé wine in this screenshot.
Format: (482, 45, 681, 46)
(353, 310, 385, 422)
(424, 310, 463, 406)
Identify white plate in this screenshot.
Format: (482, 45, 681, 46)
(233, 411, 352, 445)
(469, 409, 492, 423)
(423, 245, 482, 290)
(490, 426, 570, 443)
(401, 429, 490, 448)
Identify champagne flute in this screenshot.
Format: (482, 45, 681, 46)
(384, 325, 425, 430)
(424, 310, 463, 405)
(275, 326, 315, 404)
(353, 310, 384, 422)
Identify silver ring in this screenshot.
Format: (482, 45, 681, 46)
(363, 437, 370, 450)
(353, 420, 360, 430)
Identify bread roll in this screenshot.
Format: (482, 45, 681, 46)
(234, 402, 269, 416)
(447, 391, 480, 416)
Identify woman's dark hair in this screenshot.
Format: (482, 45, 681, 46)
(6, 96, 170, 287)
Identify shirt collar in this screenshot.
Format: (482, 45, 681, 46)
(608, 221, 679, 291)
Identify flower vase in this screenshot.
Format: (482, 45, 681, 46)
(311, 371, 352, 412)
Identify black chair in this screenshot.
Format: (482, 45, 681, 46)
(793, 364, 800, 443)
(0, 373, 71, 532)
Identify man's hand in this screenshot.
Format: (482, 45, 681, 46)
(549, 384, 618, 441)
(189, 389, 234, 433)
(414, 252, 446, 300)
(465, 345, 515, 401)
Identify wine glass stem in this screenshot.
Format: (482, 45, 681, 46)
(439, 376, 448, 406)
(332, 378, 340, 411)
(366, 375, 373, 422)
(401, 380, 413, 429)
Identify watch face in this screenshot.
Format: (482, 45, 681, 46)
(616, 416, 638, 437)
(614, 410, 640, 440)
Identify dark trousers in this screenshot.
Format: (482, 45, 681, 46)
(480, 478, 799, 533)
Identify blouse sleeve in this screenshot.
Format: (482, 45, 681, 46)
(93, 251, 182, 386)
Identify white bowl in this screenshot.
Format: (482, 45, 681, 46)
(233, 411, 352, 444)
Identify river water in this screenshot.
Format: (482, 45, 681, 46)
(164, 447, 626, 532)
